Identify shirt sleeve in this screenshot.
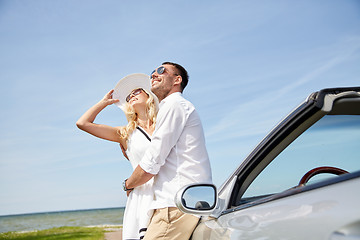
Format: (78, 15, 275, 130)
(139, 97, 190, 175)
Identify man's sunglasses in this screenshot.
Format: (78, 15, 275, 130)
(126, 88, 144, 102)
(150, 66, 165, 79)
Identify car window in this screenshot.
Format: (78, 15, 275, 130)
(242, 114, 360, 201)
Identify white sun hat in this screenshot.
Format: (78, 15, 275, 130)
(112, 73, 159, 111)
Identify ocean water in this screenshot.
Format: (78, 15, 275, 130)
(0, 207, 124, 233)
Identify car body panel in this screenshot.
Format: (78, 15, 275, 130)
(192, 176, 360, 239)
(175, 87, 360, 240)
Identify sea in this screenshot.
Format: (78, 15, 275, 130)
(0, 207, 124, 233)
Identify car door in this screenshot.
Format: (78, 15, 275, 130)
(190, 87, 360, 239)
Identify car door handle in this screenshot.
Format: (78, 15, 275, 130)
(329, 220, 360, 240)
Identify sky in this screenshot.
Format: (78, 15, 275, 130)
(0, 0, 359, 216)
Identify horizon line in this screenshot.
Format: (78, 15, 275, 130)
(0, 206, 126, 218)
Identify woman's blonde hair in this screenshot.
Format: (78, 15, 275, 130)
(117, 89, 157, 142)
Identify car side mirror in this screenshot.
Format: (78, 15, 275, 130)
(175, 184, 217, 216)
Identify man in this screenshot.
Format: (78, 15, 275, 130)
(124, 62, 212, 240)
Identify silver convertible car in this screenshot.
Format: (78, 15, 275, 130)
(175, 87, 360, 239)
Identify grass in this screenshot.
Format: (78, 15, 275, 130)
(0, 226, 107, 240)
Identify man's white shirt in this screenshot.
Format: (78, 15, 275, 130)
(139, 92, 212, 210)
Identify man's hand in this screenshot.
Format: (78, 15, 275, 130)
(126, 189, 133, 197)
(120, 143, 129, 160)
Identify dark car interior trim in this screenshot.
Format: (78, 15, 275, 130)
(221, 170, 360, 216)
(229, 102, 322, 208)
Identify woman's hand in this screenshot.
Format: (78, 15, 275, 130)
(76, 89, 124, 144)
(101, 89, 120, 106)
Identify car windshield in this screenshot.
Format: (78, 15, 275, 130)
(243, 114, 360, 199)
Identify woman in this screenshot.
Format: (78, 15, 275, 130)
(76, 73, 158, 240)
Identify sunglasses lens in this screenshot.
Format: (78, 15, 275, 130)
(134, 89, 142, 95)
(126, 89, 143, 102)
(150, 66, 165, 79)
(157, 66, 165, 74)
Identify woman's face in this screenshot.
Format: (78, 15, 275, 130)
(126, 88, 149, 106)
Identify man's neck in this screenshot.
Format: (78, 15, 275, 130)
(159, 90, 181, 103)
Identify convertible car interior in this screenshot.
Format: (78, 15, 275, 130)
(230, 89, 360, 209)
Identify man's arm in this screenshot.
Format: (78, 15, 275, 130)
(126, 94, 187, 191)
(139, 94, 190, 175)
(125, 165, 154, 190)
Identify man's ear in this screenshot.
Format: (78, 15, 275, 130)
(174, 75, 182, 86)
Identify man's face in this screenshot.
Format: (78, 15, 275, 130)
(150, 64, 178, 101)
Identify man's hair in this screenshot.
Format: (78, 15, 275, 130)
(162, 62, 189, 91)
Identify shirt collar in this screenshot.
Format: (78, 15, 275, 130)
(159, 92, 182, 107)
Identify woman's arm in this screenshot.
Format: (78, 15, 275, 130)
(76, 90, 126, 147)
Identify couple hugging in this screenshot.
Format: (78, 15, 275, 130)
(77, 62, 212, 240)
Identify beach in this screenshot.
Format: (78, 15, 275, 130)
(0, 225, 123, 239)
(0, 207, 125, 238)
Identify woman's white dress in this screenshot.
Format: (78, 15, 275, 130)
(122, 127, 154, 240)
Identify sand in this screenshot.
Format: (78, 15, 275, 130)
(103, 226, 122, 240)
(104, 229, 122, 240)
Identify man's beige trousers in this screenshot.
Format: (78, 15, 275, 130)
(143, 207, 199, 240)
